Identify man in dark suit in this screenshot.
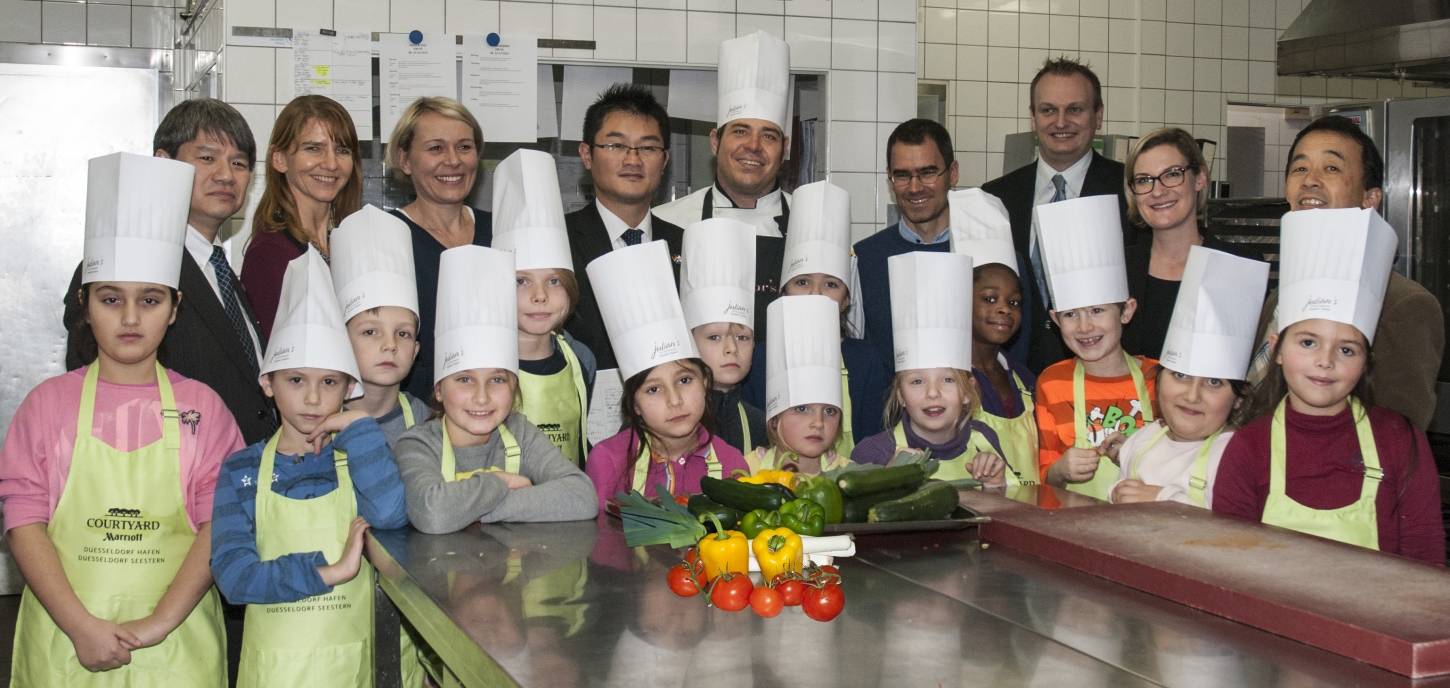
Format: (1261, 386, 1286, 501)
(982, 57, 1132, 373)
(565, 84, 684, 371)
(64, 99, 277, 443)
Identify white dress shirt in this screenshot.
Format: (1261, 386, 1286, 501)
(598, 200, 655, 250)
(1033, 151, 1095, 207)
(184, 226, 264, 366)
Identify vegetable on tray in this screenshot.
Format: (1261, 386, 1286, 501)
(701, 475, 795, 512)
(868, 481, 961, 523)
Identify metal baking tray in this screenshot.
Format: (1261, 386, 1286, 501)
(823, 507, 990, 535)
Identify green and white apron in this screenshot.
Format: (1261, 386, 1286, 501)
(1261, 398, 1381, 550)
(1066, 353, 1154, 501)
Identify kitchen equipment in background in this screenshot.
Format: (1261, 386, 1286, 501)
(1278, 0, 1450, 82)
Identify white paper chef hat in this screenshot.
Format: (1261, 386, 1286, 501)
(781, 180, 852, 284)
(434, 245, 519, 381)
(260, 247, 363, 392)
(765, 295, 843, 419)
(1276, 207, 1397, 343)
(1033, 195, 1128, 312)
(330, 204, 419, 321)
(83, 152, 194, 288)
(680, 218, 757, 329)
(717, 30, 791, 131)
(889, 252, 974, 372)
(491, 149, 573, 271)
(1160, 247, 1269, 380)
(588, 241, 700, 381)
(949, 188, 1018, 275)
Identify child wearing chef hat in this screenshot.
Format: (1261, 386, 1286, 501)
(494, 149, 598, 466)
(1213, 209, 1443, 563)
(850, 252, 1010, 487)
(210, 246, 409, 686)
(748, 295, 852, 475)
(951, 188, 1041, 482)
(680, 218, 766, 456)
(1105, 247, 1267, 507)
(331, 204, 430, 449)
(584, 241, 749, 508)
(393, 245, 597, 534)
(1032, 195, 1159, 501)
(2, 153, 237, 684)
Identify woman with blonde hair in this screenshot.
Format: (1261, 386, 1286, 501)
(386, 96, 493, 399)
(241, 95, 362, 338)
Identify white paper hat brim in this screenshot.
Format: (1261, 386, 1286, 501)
(497, 227, 574, 272)
(718, 88, 788, 131)
(781, 240, 852, 284)
(1049, 267, 1130, 312)
(613, 320, 700, 381)
(1277, 278, 1384, 343)
(434, 325, 520, 382)
(766, 365, 842, 419)
(261, 322, 363, 384)
(683, 285, 755, 329)
(83, 237, 186, 288)
(337, 271, 420, 322)
(893, 328, 973, 372)
(955, 239, 1018, 276)
(1159, 327, 1255, 380)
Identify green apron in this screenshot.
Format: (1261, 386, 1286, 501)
(1261, 398, 1381, 550)
(832, 364, 856, 457)
(754, 446, 851, 474)
(441, 420, 522, 479)
(238, 434, 373, 687)
(974, 356, 1040, 486)
(630, 438, 722, 497)
(1124, 422, 1221, 508)
(12, 363, 225, 687)
(890, 422, 1004, 483)
(397, 392, 415, 428)
(737, 402, 754, 455)
(517, 335, 589, 465)
(395, 396, 424, 688)
(1066, 353, 1154, 501)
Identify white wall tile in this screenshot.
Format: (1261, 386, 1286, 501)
(1080, 50, 1107, 74)
(227, 0, 274, 30)
(639, 0, 687, 8)
(1193, 57, 1219, 90)
(1019, 13, 1049, 49)
(832, 0, 876, 20)
(738, 0, 784, 13)
(1140, 53, 1164, 87)
(957, 9, 986, 44)
(832, 171, 879, 223)
(1105, 85, 1133, 121)
(553, 3, 593, 60)
(445, 0, 501, 33)
(225, 46, 275, 103)
(1351, 77, 1377, 98)
(132, 6, 173, 48)
(1079, 16, 1107, 51)
(637, 9, 687, 62)
(1248, 0, 1275, 27)
(501, 2, 553, 40)
(1140, 19, 1164, 53)
(1049, 15, 1079, 49)
(1248, 60, 1274, 93)
(789, 0, 832, 16)
(1139, 88, 1164, 120)
(234, 103, 277, 157)
(831, 19, 876, 70)
(1299, 74, 1326, 97)
(957, 115, 988, 151)
(594, 6, 636, 60)
(986, 45, 1016, 81)
(88, 4, 132, 47)
(985, 116, 1017, 153)
(1163, 88, 1192, 122)
(1325, 77, 1354, 98)
(921, 7, 956, 43)
(1165, 22, 1191, 56)
(1193, 0, 1218, 24)
(1193, 90, 1220, 125)
(42, 1, 86, 44)
(337, 0, 391, 32)
(1049, 0, 1079, 14)
(1275, 0, 1299, 30)
(785, 16, 831, 68)
(1079, 0, 1108, 16)
(1108, 17, 1135, 52)
(986, 80, 1018, 117)
(958, 151, 987, 186)
(596, 0, 638, 5)
(878, 71, 915, 122)
(1021, 0, 1050, 13)
(956, 80, 988, 116)
(1017, 47, 1047, 81)
(878, 21, 916, 72)
(827, 69, 876, 120)
(278, 0, 333, 31)
(986, 151, 1004, 177)
(1193, 24, 1220, 58)
(1165, 0, 1192, 22)
(924, 42, 956, 79)
(688, 0, 736, 11)
(1107, 52, 1135, 87)
(954, 44, 986, 80)
(0, 0, 41, 43)
(1108, 0, 1135, 19)
(274, 47, 295, 102)
(1249, 27, 1274, 61)
(394, 0, 446, 34)
(882, 0, 917, 22)
(1165, 55, 1191, 85)
(1222, 0, 1248, 26)
(1222, 25, 1247, 58)
(830, 121, 878, 171)
(987, 11, 1018, 47)
(738, 13, 784, 40)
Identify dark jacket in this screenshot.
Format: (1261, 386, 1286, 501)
(1121, 233, 1240, 360)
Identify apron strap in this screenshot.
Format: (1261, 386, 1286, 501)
(1186, 428, 1223, 507)
(630, 436, 660, 495)
(737, 401, 753, 454)
(835, 363, 855, 455)
(398, 392, 415, 429)
(555, 335, 590, 458)
(442, 419, 523, 480)
(1072, 352, 1153, 449)
(1127, 422, 1172, 481)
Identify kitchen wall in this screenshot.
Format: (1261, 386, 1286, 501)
(0, 0, 178, 51)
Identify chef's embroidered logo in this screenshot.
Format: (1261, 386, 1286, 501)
(87, 506, 161, 541)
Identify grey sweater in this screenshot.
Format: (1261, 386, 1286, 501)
(395, 412, 599, 534)
(375, 391, 434, 450)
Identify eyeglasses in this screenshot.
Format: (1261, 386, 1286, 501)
(590, 142, 666, 159)
(888, 167, 945, 187)
(1130, 165, 1195, 194)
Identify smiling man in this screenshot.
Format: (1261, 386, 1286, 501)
(653, 31, 793, 339)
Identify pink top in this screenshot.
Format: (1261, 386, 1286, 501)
(0, 368, 243, 531)
(585, 426, 747, 509)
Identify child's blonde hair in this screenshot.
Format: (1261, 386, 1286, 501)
(881, 368, 980, 428)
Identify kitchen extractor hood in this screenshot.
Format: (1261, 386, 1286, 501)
(1278, 0, 1450, 82)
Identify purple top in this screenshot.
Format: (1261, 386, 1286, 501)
(852, 418, 976, 466)
(239, 229, 305, 341)
(585, 426, 747, 508)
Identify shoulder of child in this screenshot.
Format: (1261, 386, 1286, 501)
(396, 417, 445, 451)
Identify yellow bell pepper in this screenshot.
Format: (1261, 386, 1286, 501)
(697, 515, 749, 580)
(739, 469, 797, 489)
(752, 527, 803, 583)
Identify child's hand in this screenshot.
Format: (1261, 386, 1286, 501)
(968, 452, 1007, 487)
(1111, 479, 1162, 504)
(70, 616, 139, 671)
(317, 517, 370, 586)
(117, 615, 169, 649)
(492, 471, 533, 490)
(306, 410, 370, 453)
(1098, 431, 1128, 463)
(1053, 447, 1103, 484)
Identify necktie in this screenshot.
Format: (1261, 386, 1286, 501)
(622, 228, 644, 246)
(1031, 174, 1068, 313)
(209, 246, 260, 373)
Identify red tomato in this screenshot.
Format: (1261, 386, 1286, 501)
(802, 583, 845, 622)
(709, 573, 754, 612)
(673, 494, 691, 507)
(774, 577, 805, 606)
(749, 586, 783, 618)
(814, 565, 841, 578)
(683, 547, 699, 566)
(666, 563, 702, 597)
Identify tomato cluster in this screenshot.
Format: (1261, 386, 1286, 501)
(665, 550, 845, 622)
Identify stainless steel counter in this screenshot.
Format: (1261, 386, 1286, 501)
(366, 506, 1449, 687)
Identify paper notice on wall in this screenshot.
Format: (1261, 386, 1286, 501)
(537, 65, 558, 139)
(667, 69, 717, 123)
(379, 32, 457, 143)
(292, 30, 374, 140)
(586, 368, 625, 447)
(462, 34, 538, 143)
(559, 65, 632, 141)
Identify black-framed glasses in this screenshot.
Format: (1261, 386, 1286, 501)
(1130, 165, 1195, 194)
(590, 142, 666, 159)
(888, 167, 945, 187)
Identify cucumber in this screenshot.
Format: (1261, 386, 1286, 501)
(836, 464, 927, 497)
(687, 494, 742, 532)
(867, 481, 960, 523)
(839, 485, 917, 523)
(700, 476, 794, 512)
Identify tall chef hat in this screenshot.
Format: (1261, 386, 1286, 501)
(889, 252, 974, 372)
(717, 30, 791, 131)
(781, 180, 852, 284)
(680, 218, 757, 329)
(1276, 207, 1397, 343)
(434, 245, 518, 381)
(588, 240, 699, 381)
(1160, 246, 1270, 380)
(83, 152, 194, 288)
(765, 295, 843, 419)
(949, 188, 1018, 275)
(491, 149, 573, 271)
(330, 204, 419, 321)
(1033, 195, 1128, 311)
(260, 247, 363, 393)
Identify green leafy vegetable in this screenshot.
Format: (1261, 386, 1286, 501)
(616, 487, 706, 549)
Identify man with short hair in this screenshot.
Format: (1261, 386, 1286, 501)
(564, 83, 686, 371)
(1247, 115, 1444, 429)
(983, 57, 1130, 372)
(63, 98, 277, 443)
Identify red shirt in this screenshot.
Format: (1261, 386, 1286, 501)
(1213, 401, 1445, 565)
(239, 229, 305, 341)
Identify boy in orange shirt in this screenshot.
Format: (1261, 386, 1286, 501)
(1031, 196, 1157, 500)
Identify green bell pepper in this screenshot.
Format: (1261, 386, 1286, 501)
(778, 498, 826, 537)
(739, 508, 780, 539)
(795, 475, 844, 524)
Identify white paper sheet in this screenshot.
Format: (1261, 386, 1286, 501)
(462, 33, 537, 144)
(559, 65, 633, 141)
(537, 65, 559, 139)
(292, 30, 374, 140)
(667, 69, 717, 123)
(586, 367, 625, 447)
(379, 32, 457, 143)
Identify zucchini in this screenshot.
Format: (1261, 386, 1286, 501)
(700, 475, 794, 512)
(867, 481, 960, 523)
(839, 485, 917, 523)
(687, 494, 742, 532)
(837, 464, 927, 497)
